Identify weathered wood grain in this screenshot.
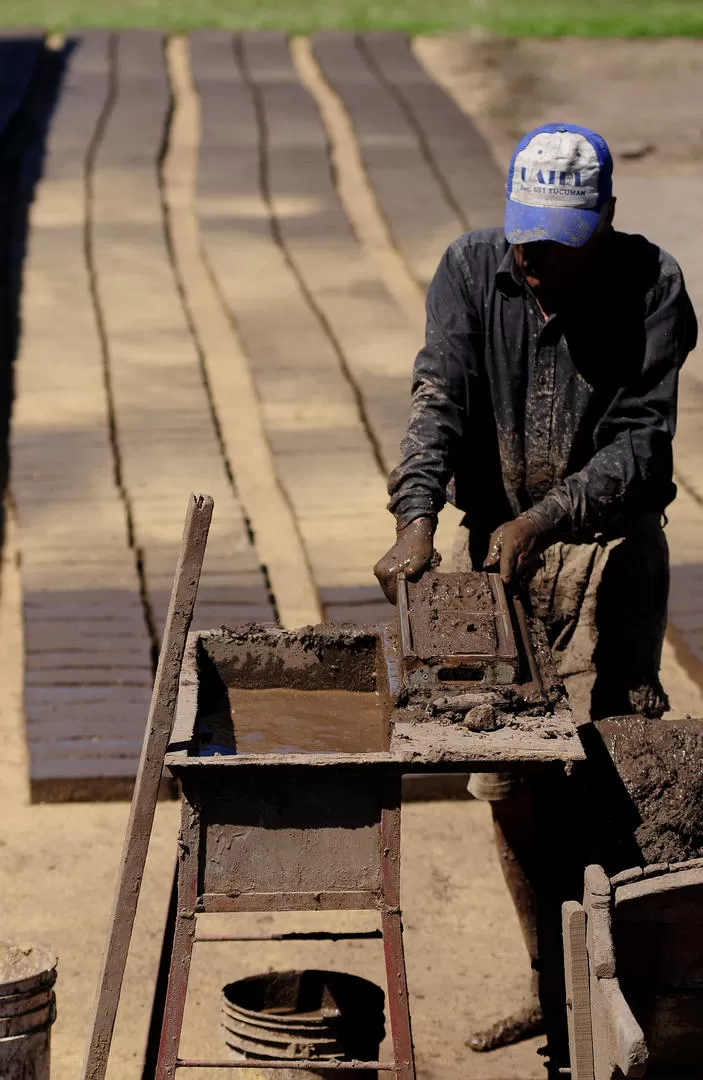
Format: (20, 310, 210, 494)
(81, 493, 212, 1080)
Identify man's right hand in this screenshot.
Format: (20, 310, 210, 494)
(374, 517, 436, 604)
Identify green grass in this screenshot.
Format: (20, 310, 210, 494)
(1, 0, 703, 34)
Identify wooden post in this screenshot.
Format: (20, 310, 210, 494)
(81, 494, 214, 1080)
(562, 900, 594, 1080)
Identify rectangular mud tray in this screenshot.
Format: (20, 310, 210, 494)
(398, 571, 519, 688)
(165, 624, 584, 772)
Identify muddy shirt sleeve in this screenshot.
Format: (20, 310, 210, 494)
(387, 245, 480, 527)
(528, 257, 698, 540)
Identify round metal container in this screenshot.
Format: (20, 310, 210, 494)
(0, 941, 57, 1080)
(222, 969, 385, 1079)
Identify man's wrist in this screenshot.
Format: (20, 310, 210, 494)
(396, 513, 437, 534)
(521, 507, 554, 534)
(521, 505, 569, 547)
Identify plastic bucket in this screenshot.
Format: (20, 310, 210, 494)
(222, 970, 385, 1079)
(0, 941, 57, 1080)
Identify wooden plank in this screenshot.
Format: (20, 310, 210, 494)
(312, 32, 459, 288)
(191, 31, 395, 609)
(562, 901, 594, 1080)
(390, 719, 584, 764)
(197, 890, 380, 913)
(90, 31, 273, 635)
(610, 867, 644, 887)
(584, 864, 612, 898)
(595, 979, 647, 1079)
(614, 864, 703, 918)
(81, 492, 213, 1080)
(584, 869, 616, 981)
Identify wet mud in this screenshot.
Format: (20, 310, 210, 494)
(393, 580, 570, 740)
(195, 625, 389, 757)
(584, 716, 703, 868)
(225, 687, 385, 755)
(407, 573, 498, 658)
(202, 625, 378, 693)
(0, 941, 56, 989)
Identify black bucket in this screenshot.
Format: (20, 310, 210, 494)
(222, 970, 385, 1079)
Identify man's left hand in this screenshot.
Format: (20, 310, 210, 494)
(483, 514, 551, 587)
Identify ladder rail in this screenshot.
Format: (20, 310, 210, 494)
(81, 493, 214, 1080)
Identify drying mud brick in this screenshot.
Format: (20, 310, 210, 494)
(312, 33, 461, 288)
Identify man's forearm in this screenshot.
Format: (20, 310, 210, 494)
(387, 241, 479, 528)
(387, 379, 461, 526)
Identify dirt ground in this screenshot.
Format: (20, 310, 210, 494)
(0, 506, 546, 1080)
(416, 36, 703, 164)
(1, 534, 702, 1080)
(3, 34, 703, 1080)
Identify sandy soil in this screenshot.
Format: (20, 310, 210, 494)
(414, 36, 703, 166)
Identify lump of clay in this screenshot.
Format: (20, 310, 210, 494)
(462, 704, 503, 732)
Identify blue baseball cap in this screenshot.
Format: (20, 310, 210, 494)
(505, 123, 613, 248)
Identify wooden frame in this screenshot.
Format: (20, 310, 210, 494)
(562, 860, 703, 1080)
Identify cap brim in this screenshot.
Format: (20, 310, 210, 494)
(505, 200, 601, 248)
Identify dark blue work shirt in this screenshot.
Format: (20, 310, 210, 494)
(387, 227, 697, 552)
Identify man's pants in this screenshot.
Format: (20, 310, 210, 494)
(452, 515, 670, 801)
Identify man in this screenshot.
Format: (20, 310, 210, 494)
(374, 123, 697, 1052)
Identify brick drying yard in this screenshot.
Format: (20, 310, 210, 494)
(0, 26, 702, 1080)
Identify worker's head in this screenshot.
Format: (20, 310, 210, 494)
(505, 123, 615, 295)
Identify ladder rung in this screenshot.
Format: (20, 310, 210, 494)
(176, 1059, 397, 1070)
(194, 930, 383, 943)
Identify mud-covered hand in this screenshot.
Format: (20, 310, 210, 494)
(483, 513, 551, 588)
(374, 516, 436, 605)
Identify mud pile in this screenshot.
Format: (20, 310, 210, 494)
(586, 716, 703, 867)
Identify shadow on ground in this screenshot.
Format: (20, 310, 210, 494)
(0, 37, 74, 549)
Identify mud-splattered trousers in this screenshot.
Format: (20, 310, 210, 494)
(453, 515, 669, 775)
(387, 228, 697, 783)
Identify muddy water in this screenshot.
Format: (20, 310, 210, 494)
(226, 687, 386, 754)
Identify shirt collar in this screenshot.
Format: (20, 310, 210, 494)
(495, 245, 523, 297)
